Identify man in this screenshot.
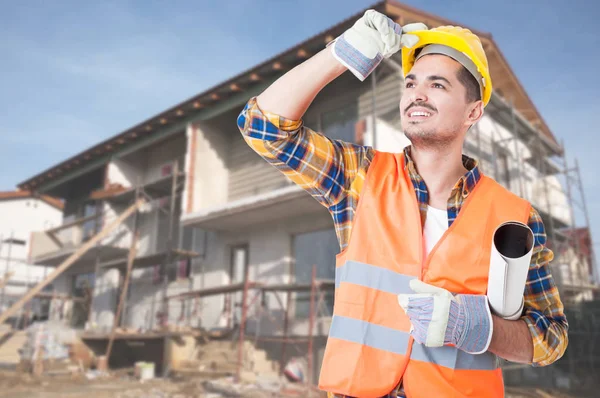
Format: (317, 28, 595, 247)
(237, 9, 568, 398)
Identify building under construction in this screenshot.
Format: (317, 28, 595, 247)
(3, 0, 598, 394)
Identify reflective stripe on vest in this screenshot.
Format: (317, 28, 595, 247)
(335, 260, 414, 294)
(329, 315, 410, 356)
(333, 260, 500, 371)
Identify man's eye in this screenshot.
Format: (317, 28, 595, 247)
(405, 82, 414, 88)
(433, 83, 445, 89)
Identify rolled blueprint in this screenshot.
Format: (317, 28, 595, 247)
(487, 221, 534, 320)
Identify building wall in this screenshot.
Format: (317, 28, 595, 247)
(0, 198, 62, 315)
(107, 157, 142, 188)
(87, 268, 120, 330)
(0, 198, 62, 259)
(143, 133, 186, 184)
(184, 115, 231, 214)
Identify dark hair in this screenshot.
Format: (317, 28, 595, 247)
(456, 65, 481, 103)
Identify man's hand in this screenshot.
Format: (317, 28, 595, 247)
(329, 9, 427, 81)
(398, 280, 493, 354)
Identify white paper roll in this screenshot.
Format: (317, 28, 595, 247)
(487, 221, 534, 320)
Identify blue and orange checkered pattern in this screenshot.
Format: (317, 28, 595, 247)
(237, 96, 568, 397)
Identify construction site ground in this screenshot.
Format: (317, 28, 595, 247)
(0, 325, 590, 397)
(0, 369, 195, 398)
(0, 369, 587, 398)
(0, 368, 319, 398)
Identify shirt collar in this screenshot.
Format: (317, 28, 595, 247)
(403, 146, 481, 198)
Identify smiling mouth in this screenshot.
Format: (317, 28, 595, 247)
(407, 111, 434, 120)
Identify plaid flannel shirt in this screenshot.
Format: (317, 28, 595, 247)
(237, 96, 569, 397)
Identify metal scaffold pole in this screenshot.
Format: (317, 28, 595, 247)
(307, 265, 317, 396)
(575, 158, 598, 284)
(510, 99, 525, 198)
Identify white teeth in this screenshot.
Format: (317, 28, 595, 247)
(410, 111, 431, 117)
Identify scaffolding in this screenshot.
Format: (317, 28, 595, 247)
(485, 95, 598, 302)
(0, 228, 88, 330)
(0, 197, 145, 327)
(0, 156, 201, 341)
(166, 264, 334, 395)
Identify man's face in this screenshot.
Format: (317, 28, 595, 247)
(399, 54, 481, 148)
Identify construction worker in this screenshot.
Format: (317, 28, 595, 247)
(237, 9, 568, 398)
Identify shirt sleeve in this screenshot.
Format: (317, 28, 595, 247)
(521, 206, 569, 367)
(236, 96, 373, 208)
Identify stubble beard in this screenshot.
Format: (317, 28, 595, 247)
(403, 122, 460, 149)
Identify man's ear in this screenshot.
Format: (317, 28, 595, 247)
(465, 100, 484, 127)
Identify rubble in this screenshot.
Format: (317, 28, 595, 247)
(173, 339, 280, 382)
(19, 321, 76, 362)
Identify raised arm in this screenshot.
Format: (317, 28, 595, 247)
(237, 11, 424, 208)
(256, 47, 346, 121)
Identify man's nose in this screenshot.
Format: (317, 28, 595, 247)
(409, 85, 428, 104)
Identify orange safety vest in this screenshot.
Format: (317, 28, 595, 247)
(318, 151, 531, 398)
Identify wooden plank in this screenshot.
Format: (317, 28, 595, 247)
(45, 231, 64, 249)
(167, 282, 253, 300)
(0, 198, 144, 325)
(171, 248, 200, 258)
(105, 230, 139, 363)
(90, 185, 128, 200)
(0, 291, 85, 302)
(46, 213, 101, 234)
(0, 272, 14, 289)
(81, 330, 202, 340)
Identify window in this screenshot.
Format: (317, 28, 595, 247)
(179, 226, 208, 255)
(81, 202, 99, 241)
(293, 228, 339, 318)
(321, 102, 359, 143)
(230, 245, 248, 284)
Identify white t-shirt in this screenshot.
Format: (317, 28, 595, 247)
(423, 205, 449, 257)
(421, 205, 494, 355)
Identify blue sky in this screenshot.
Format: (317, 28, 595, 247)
(1, 0, 599, 270)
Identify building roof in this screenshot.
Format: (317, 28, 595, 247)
(17, 0, 561, 192)
(0, 190, 64, 210)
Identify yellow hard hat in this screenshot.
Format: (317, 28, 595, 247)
(401, 26, 492, 106)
